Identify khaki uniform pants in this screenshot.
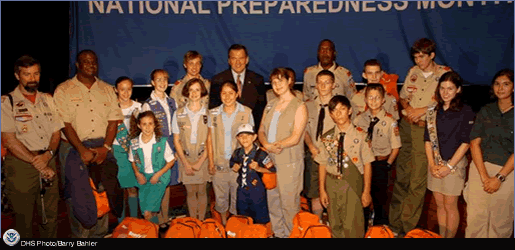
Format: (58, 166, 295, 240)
(326, 174, 365, 238)
(389, 118, 427, 234)
(464, 161, 514, 238)
(3, 155, 59, 238)
(267, 160, 303, 238)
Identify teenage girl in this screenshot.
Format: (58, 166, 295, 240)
(113, 76, 142, 222)
(172, 78, 211, 221)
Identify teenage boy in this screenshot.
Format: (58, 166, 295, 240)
(351, 59, 399, 121)
(303, 70, 336, 220)
(315, 95, 375, 238)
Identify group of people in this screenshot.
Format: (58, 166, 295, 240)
(1, 38, 513, 239)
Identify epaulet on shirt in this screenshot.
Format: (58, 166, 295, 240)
(385, 112, 393, 118)
(356, 126, 365, 133)
(442, 66, 452, 71)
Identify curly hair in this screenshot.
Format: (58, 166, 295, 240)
(129, 111, 163, 141)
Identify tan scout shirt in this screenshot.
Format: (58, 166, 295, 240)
(1, 87, 64, 151)
(315, 124, 374, 175)
(350, 87, 400, 121)
(353, 109, 401, 157)
(169, 75, 211, 109)
(302, 62, 357, 101)
(305, 96, 336, 143)
(399, 64, 451, 121)
(53, 76, 123, 141)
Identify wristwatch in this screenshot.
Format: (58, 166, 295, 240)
(495, 173, 506, 182)
(46, 149, 55, 157)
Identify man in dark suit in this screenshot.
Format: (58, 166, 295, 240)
(209, 44, 267, 130)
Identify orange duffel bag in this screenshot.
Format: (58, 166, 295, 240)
(289, 211, 325, 238)
(199, 218, 226, 238)
(239, 224, 268, 238)
(165, 217, 202, 238)
(404, 228, 442, 238)
(112, 217, 159, 238)
(89, 178, 110, 218)
(365, 225, 395, 238)
(226, 215, 253, 238)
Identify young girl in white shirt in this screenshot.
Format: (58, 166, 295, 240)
(128, 111, 176, 224)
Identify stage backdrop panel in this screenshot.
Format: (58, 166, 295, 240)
(69, 1, 514, 86)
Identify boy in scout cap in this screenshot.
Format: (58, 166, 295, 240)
(315, 95, 375, 238)
(353, 84, 401, 230)
(390, 38, 451, 236)
(230, 124, 276, 226)
(1, 55, 63, 238)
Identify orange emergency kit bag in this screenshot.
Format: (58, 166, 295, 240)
(225, 215, 253, 238)
(365, 225, 395, 238)
(199, 218, 226, 238)
(89, 178, 110, 218)
(404, 228, 442, 238)
(112, 217, 159, 238)
(165, 217, 202, 238)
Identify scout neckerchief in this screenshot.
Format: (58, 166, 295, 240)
(426, 104, 444, 165)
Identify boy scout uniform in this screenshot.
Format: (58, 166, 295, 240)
(353, 108, 402, 226)
(390, 64, 451, 234)
(208, 103, 253, 215)
(304, 95, 336, 199)
(315, 124, 375, 238)
(350, 87, 400, 121)
(303, 62, 357, 101)
(1, 87, 63, 238)
(261, 97, 305, 238)
(174, 105, 210, 185)
(169, 75, 211, 109)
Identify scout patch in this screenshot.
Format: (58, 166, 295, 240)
(21, 124, 29, 133)
(15, 114, 33, 122)
(16, 101, 25, 107)
(382, 121, 387, 127)
(203, 115, 208, 124)
(394, 125, 399, 136)
(410, 74, 418, 83)
(407, 85, 417, 93)
(354, 139, 359, 144)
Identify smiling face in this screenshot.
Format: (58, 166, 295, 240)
(221, 84, 238, 107)
(184, 57, 202, 78)
(117, 79, 133, 103)
(138, 115, 155, 138)
(271, 76, 290, 97)
(439, 80, 461, 107)
(187, 81, 203, 102)
(76, 52, 98, 78)
(493, 75, 514, 101)
(237, 133, 257, 150)
(15, 64, 41, 93)
(365, 89, 385, 112)
(363, 65, 384, 84)
(228, 49, 248, 74)
(151, 71, 169, 95)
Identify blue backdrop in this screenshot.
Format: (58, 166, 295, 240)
(69, 1, 514, 86)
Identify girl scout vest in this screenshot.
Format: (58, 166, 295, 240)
(261, 97, 305, 165)
(209, 105, 253, 171)
(129, 136, 171, 185)
(145, 96, 179, 185)
(175, 106, 210, 184)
